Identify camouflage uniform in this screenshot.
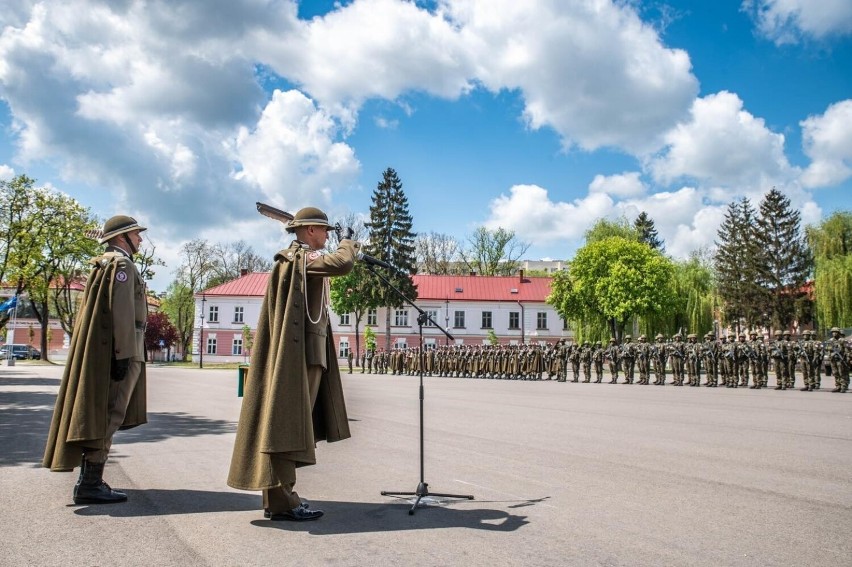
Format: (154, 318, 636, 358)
(580, 342, 592, 382)
(827, 327, 849, 393)
(684, 334, 700, 386)
(605, 339, 620, 384)
(569, 343, 580, 382)
(620, 335, 636, 384)
(652, 334, 667, 385)
(736, 334, 751, 388)
(783, 331, 796, 388)
(635, 335, 651, 385)
(668, 334, 685, 386)
(770, 331, 788, 390)
(592, 342, 604, 383)
(702, 333, 719, 387)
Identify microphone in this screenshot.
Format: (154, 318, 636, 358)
(358, 252, 396, 271)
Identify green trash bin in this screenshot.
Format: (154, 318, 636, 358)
(237, 364, 250, 397)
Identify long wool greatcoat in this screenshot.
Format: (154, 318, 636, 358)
(228, 239, 359, 491)
(43, 251, 148, 472)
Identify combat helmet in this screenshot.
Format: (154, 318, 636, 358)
(623, 334, 632, 341)
(704, 332, 715, 340)
(830, 327, 843, 336)
(639, 335, 647, 342)
(609, 338, 617, 343)
(687, 333, 697, 340)
(655, 333, 665, 340)
(286, 206, 334, 233)
(99, 215, 147, 244)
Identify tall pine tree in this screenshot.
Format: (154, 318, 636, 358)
(634, 211, 664, 251)
(755, 188, 812, 329)
(366, 168, 418, 350)
(714, 198, 763, 332)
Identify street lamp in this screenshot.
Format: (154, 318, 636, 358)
(199, 293, 206, 369)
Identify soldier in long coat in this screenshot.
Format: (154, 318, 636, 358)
(43, 215, 148, 505)
(228, 207, 360, 522)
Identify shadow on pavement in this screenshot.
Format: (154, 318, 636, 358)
(73, 488, 259, 517)
(0, 376, 61, 387)
(251, 500, 530, 534)
(75, 490, 529, 533)
(117, 412, 235, 445)
(0, 390, 57, 467)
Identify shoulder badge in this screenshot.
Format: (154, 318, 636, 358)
(115, 270, 128, 283)
(307, 251, 320, 263)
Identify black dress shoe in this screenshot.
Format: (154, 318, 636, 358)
(268, 503, 324, 522)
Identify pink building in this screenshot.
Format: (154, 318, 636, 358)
(193, 271, 571, 364)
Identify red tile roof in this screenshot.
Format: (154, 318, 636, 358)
(199, 272, 553, 302)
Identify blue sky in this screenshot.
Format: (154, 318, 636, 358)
(1, 1, 850, 292)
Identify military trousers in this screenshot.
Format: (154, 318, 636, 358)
(263, 365, 322, 513)
(85, 360, 143, 464)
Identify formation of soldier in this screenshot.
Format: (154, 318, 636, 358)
(350, 327, 851, 393)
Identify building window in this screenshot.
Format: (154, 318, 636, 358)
(509, 311, 520, 330)
(233, 306, 244, 323)
(232, 338, 243, 355)
(424, 339, 437, 350)
(454, 310, 465, 328)
(339, 339, 350, 358)
(367, 309, 377, 326)
(208, 305, 219, 323)
(536, 312, 548, 330)
(481, 311, 492, 329)
(340, 313, 351, 326)
(206, 337, 217, 354)
(563, 318, 569, 330)
(394, 309, 409, 327)
(394, 339, 407, 350)
(425, 309, 438, 327)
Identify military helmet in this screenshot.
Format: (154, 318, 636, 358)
(749, 331, 757, 337)
(609, 338, 616, 343)
(596, 341, 602, 347)
(99, 215, 146, 244)
(672, 333, 682, 339)
(782, 330, 792, 337)
(705, 332, 715, 339)
(830, 327, 843, 335)
(687, 333, 696, 339)
(624, 334, 632, 340)
(738, 333, 746, 339)
(286, 206, 333, 233)
(639, 335, 647, 342)
(774, 329, 784, 336)
(655, 333, 664, 340)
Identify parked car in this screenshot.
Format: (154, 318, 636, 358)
(0, 344, 41, 360)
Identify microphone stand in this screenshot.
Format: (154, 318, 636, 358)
(366, 264, 474, 515)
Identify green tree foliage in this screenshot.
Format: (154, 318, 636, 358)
(330, 262, 378, 361)
(755, 188, 812, 329)
(714, 198, 764, 331)
(364, 325, 377, 352)
(584, 217, 638, 244)
(242, 324, 254, 361)
(634, 211, 664, 251)
(161, 281, 195, 361)
(806, 211, 852, 329)
(654, 255, 715, 336)
(0, 176, 100, 358)
(548, 237, 675, 342)
(459, 226, 530, 276)
(365, 167, 418, 350)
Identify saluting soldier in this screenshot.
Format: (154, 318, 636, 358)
(44, 215, 149, 505)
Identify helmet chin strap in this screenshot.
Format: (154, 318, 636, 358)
(123, 233, 138, 256)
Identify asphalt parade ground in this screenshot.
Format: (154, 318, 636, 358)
(1, 363, 850, 567)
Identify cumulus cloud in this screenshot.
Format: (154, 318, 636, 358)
(484, 184, 614, 242)
(800, 99, 852, 188)
(0, 164, 14, 179)
(743, 0, 852, 44)
(589, 172, 647, 198)
(444, 0, 698, 153)
(235, 89, 360, 208)
(649, 91, 798, 190)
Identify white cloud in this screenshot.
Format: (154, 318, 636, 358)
(649, 91, 798, 190)
(744, 0, 852, 44)
(0, 164, 15, 180)
(234, 89, 360, 208)
(589, 172, 647, 198)
(800, 99, 852, 188)
(443, 0, 698, 153)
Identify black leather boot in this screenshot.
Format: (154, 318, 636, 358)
(73, 460, 127, 505)
(72, 454, 85, 501)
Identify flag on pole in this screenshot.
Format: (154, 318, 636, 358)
(0, 296, 17, 313)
